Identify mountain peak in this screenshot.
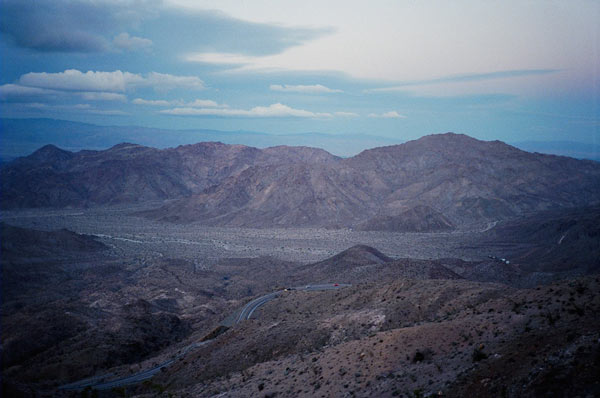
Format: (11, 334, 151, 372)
(24, 144, 73, 164)
(320, 245, 392, 267)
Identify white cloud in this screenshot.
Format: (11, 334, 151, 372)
(187, 99, 221, 107)
(186, 52, 256, 65)
(178, 1, 599, 99)
(18, 69, 205, 93)
(113, 32, 153, 52)
(144, 72, 205, 91)
(132, 98, 174, 106)
(0, 84, 62, 100)
(133, 98, 224, 107)
(270, 84, 342, 94)
(160, 102, 332, 118)
(334, 111, 359, 117)
(19, 70, 143, 92)
(79, 92, 127, 101)
(368, 111, 406, 119)
(0, 84, 126, 102)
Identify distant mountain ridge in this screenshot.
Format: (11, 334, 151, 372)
(1, 141, 339, 209)
(142, 133, 600, 227)
(3, 133, 600, 228)
(0, 117, 398, 159)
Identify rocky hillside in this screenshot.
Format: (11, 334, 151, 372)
(147, 275, 600, 398)
(143, 133, 600, 227)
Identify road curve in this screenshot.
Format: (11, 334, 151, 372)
(59, 342, 205, 391)
(59, 283, 350, 391)
(236, 284, 352, 323)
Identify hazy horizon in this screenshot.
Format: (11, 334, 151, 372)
(2, 117, 600, 162)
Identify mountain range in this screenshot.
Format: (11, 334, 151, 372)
(2, 133, 600, 229)
(2, 118, 599, 162)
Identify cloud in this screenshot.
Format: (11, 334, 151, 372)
(0, 0, 331, 56)
(19, 70, 143, 92)
(149, 8, 334, 57)
(186, 52, 257, 65)
(18, 69, 204, 92)
(79, 92, 127, 101)
(0, 0, 144, 52)
(365, 69, 559, 96)
(368, 111, 406, 119)
(0, 84, 62, 100)
(334, 111, 359, 117)
(0, 83, 126, 102)
(270, 84, 342, 94)
(160, 103, 332, 118)
(144, 72, 205, 91)
(113, 32, 153, 52)
(187, 99, 221, 107)
(133, 98, 173, 106)
(133, 98, 222, 107)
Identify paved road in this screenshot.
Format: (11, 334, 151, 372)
(236, 284, 351, 323)
(60, 283, 350, 391)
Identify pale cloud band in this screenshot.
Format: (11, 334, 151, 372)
(18, 69, 205, 93)
(368, 111, 406, 119)
(160, 103, 333, 118)
(0, 83, 127, 102)
(270, 84, 342, 94)
(133, 98, 224, 107)
(113, 33, 153, 52)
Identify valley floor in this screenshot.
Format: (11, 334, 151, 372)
(0, 203, 495, 265)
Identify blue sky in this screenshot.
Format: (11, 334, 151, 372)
(1, 0, 599, 150)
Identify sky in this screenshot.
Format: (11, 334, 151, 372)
(1, 0, 599, 151)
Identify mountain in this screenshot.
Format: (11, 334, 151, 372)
(0, 117, 398, 159)
(143, 133, 600, 227)
(3, 133, 600, 227)
(0, 142, 339, 208)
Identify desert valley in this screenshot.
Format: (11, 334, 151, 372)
(1, 133, 599, 397)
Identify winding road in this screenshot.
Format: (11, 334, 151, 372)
(59, 283, 350, 391)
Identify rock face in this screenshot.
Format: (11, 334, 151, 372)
(3, 133, 600, 228)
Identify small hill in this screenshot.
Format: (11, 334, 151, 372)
(0, 223, 106, 258)
(312, 244, 392, 267)
(356, 205, 455, 232)
(296, 245, 461, 284)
